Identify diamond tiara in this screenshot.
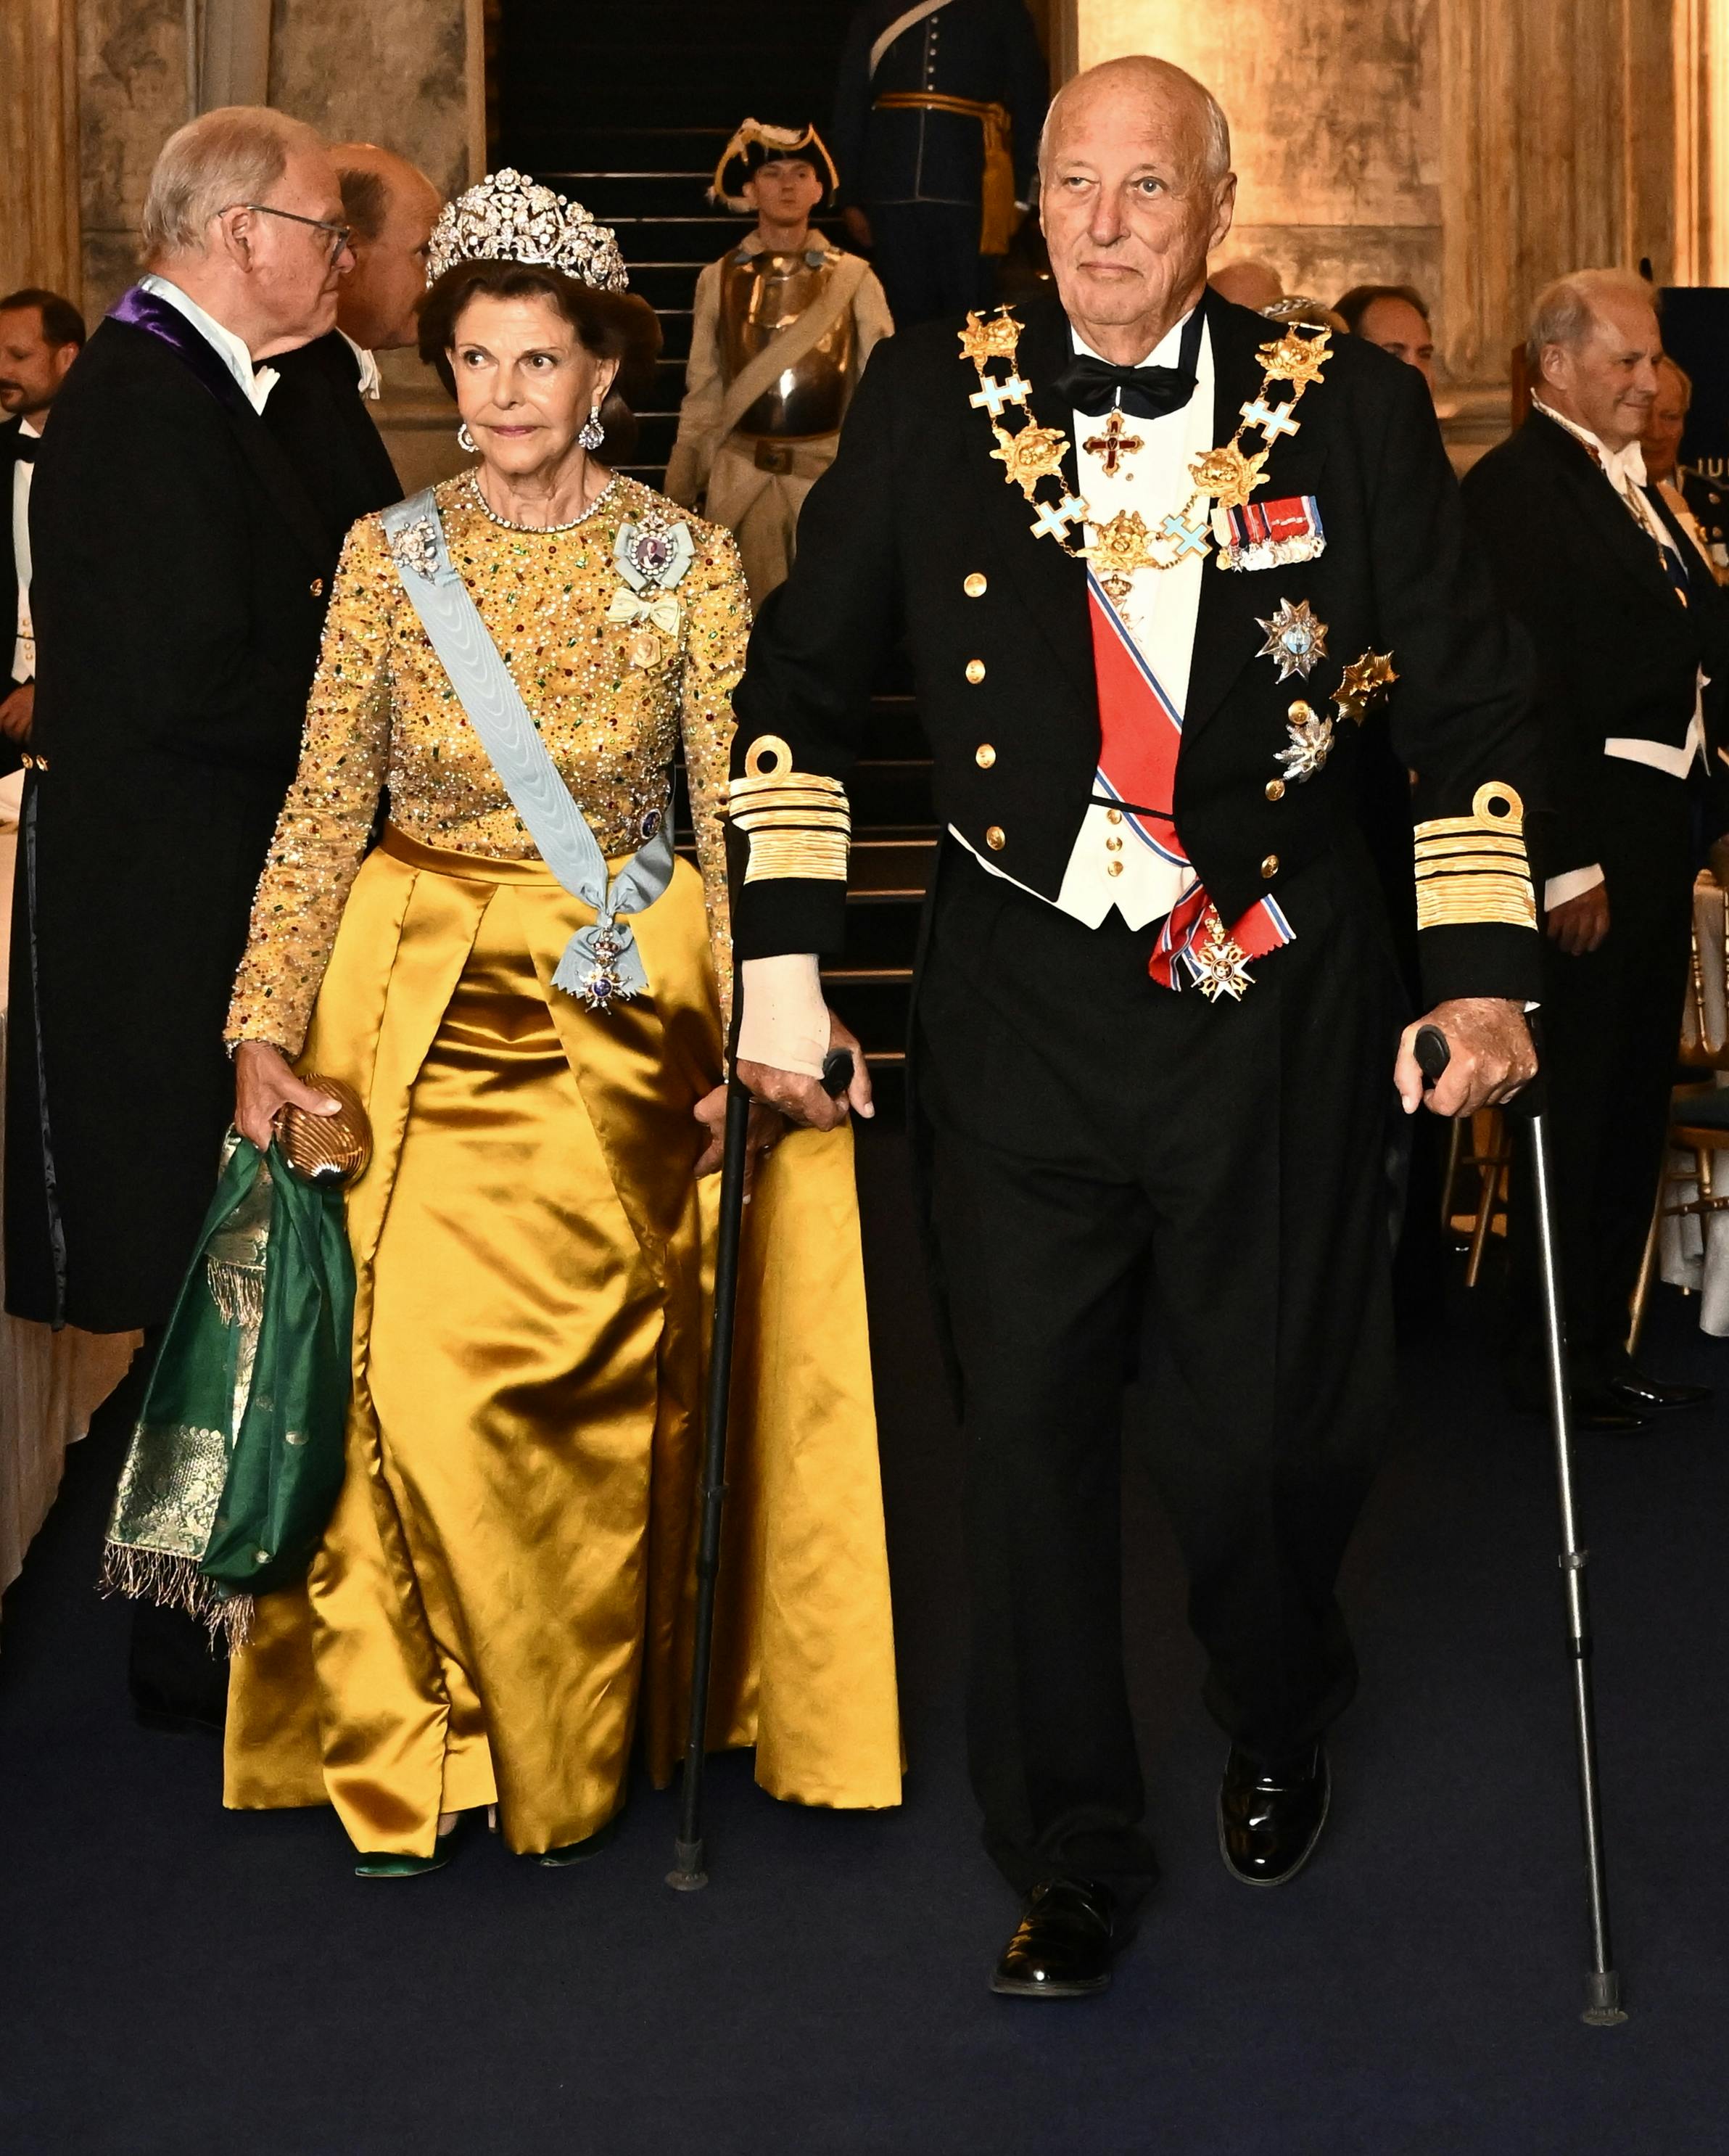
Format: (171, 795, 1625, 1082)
(425, 169, 629, 292)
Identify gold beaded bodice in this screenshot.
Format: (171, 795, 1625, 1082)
(227, 473, 748, 1053)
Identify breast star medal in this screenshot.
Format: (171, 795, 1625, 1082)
(1333, 649, 1398, 722)
(1255, 596, 1329, 681)
(1191, 913, 1255, 1003)
(1276, 699, 1336, 781)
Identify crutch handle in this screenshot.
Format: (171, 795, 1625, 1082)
(1414, 1024, 1451, 1085)
(820, 1048, 855, 1097)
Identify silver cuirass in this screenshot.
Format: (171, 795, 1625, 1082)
(719, 249, 854, 440)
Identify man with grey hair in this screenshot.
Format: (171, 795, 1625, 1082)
(729, 53, 1540, 1993)
(4, 105, 350, 1730)
(1464, 269, 1729, 1431)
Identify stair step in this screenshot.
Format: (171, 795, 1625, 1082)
(822, 974, 914, 1056)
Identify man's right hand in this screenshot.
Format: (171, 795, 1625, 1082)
(0, 683, 34, 743)
(1546, 881, 1610, 956)
(736, 1008, 874, 1132)
(842, 206, 874, 250)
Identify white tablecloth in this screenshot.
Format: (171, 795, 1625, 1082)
(1658, 877, 1729, 1334)
(0, 775, 140, 1617)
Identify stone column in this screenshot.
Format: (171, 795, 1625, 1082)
(78, 0, 194, 320)
(0, 0, 82, 303)
(199, 0, 273, 110)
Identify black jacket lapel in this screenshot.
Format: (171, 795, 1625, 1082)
(1525, 408, 1680, 616)
(960, 291, 1093, 705)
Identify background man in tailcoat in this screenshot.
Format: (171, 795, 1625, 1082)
(725, 57, 1541, 1997)
(0, 289, 86, 777)
(833, 0, 1047, 328)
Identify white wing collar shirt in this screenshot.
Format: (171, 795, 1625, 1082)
(136, 273, 279, 415)
(1531, 395, 1708, 910)
(12, 416, 41, 681)
(952, 306, 1215, 929)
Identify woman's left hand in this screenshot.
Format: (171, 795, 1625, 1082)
(693, 1085, 787, 1193)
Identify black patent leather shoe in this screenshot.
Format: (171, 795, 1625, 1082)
(1506, 1370, 1648, 1434)
(1218, 1743, 1330, 1887)
(1605, 1362, 1713, 1415)
(991, 1877, 1118, 1999)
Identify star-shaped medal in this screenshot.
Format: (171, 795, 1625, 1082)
(1255, 596, 1329, 681)
(991, 421, 1070, 501)
(1189, 441, 1269, 511)
(958, 308, 1024, 367)
(1276, 701, 1336, 781)
(1258, 327, 1332, 387)
(1332, 649, 1398, 722)
(1192, 916, 1255, 1003)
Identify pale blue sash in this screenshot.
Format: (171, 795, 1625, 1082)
(380, 490, 674, 1011)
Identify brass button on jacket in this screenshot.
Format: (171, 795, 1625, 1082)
(985, 825, 1006, 851)
(964, 572, 988, 597)
(975, 743, 996, 768)
(1107, 859, 1124, 877)
(1287, 698, 1312, 723)
(965, 659, 986, 684)
(1261, 853, 1281, 879)
(1265, 778, 1285, 802)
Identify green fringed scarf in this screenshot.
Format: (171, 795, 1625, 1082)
(102, 1135, 355, 1647)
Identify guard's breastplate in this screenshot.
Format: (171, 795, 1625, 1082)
(719, 250, 854, 440)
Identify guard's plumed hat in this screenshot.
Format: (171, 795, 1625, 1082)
(711, 120, 839, 213)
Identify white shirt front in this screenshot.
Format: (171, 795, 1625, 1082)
(11, 416, 40, 680)
(1530, 398, 1706, 910)
(137, 273, 279, 415)
(339, 328, 383, 400)
(952, 310, 1214, 929)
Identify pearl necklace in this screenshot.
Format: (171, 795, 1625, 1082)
(466, 467, 618, 533)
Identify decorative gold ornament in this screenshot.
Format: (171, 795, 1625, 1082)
(1085, 510, 1156, 585)
(991, 421, 1071, 500)
(957, 308, 1023, 366)
(1258, 328, 1332, 387)
(1333, 649, 1398, 722)
(1189, 441, 1270, 511)
(1255, 597, 1329, 681)
(1192, 917, 1255, 1003)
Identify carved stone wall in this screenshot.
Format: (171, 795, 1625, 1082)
(77, 0, 191, 318)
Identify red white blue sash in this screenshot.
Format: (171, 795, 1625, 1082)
(1087, 572, 1295, 989)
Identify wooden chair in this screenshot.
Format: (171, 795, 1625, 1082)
(1627, 876, 1729, 1351)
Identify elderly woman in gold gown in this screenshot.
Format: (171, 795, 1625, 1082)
(223, 173, 899, 1874)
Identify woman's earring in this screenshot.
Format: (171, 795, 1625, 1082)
(457, 421, 476, 454)
(578, 403, 605, 452)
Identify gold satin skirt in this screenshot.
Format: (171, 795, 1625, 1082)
(223, 828, 901, 1856)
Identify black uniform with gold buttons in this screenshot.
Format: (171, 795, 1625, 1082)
(727, 284, 1541, 1906)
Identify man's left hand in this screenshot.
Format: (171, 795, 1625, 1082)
(0, 683, 33, 743)
(1393, 997, 1535, 1118)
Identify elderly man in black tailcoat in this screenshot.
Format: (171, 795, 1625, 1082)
(4, 105, 352, 1724)
(726, 56, 1543, 1996)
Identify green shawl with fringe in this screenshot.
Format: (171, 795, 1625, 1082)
(102, 1135, 354, 1647)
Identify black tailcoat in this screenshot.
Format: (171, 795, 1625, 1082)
(0, 415, 29, 780)
(4, 314, 337, 1330)
(733, 286, 1542, 1006)
(1463, 411, 1729, 1376)
(729, 287, 1544, 1897)
(262, 330, 403, 550)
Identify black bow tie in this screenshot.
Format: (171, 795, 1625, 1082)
(1052, 352, 1199, 421)
(11, 435, 36, 463)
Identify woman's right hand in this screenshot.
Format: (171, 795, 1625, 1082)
(234, 1040, 339, 1152)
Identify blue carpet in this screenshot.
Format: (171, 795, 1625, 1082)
(1, 1124, 1725, 2155)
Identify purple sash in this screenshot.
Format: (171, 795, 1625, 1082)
(106, 285, 255, 418)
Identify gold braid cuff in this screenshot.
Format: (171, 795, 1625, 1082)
(1413, 781, 1537, 932)
(730, 734, 851, 886)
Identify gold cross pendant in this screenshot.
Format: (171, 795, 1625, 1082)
(1082, 408, 1145, 477)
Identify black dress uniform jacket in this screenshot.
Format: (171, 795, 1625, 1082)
(731, 286, 1543, 1010)
(4, 314, 337, 1330)
(0, 415, 31, 781)
(263, 329, 402, 551)
(833, 0, 1048, 210)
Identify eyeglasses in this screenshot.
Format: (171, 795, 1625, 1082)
(223, 202, 354, 263)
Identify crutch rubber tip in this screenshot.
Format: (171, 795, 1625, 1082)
(667, 1839, 709, 1892)
(1581, 1970, 1627, 2026)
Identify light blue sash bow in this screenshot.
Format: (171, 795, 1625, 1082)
(380, 490, 674, 1011)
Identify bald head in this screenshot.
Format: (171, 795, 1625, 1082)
(1038, 56, 1237, 363)
(331, 142, 443, 350)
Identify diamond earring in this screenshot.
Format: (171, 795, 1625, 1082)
(457, 421, 476, 454)
(578, 403, 605, 452)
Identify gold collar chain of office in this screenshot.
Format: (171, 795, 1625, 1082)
(957, 306, 1332, 594)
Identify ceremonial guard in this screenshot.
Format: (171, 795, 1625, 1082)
(666, 120, 892, 604)
(728, 57, 1540, 1997)
(832, 0, 1048, 328)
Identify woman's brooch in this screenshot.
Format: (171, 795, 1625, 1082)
(612, 511, 696, 667)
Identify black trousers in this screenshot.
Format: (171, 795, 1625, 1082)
(866, 202, 996, 330)
(915, 845, 1406, 1906)
(1508, 762, 1697, 1383)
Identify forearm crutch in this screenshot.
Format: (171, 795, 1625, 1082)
(668, 1048, 854, 1892)
(1415, 1024, 1626, 2026)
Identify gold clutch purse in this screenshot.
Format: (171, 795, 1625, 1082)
(277, 1074, 373, 1188)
